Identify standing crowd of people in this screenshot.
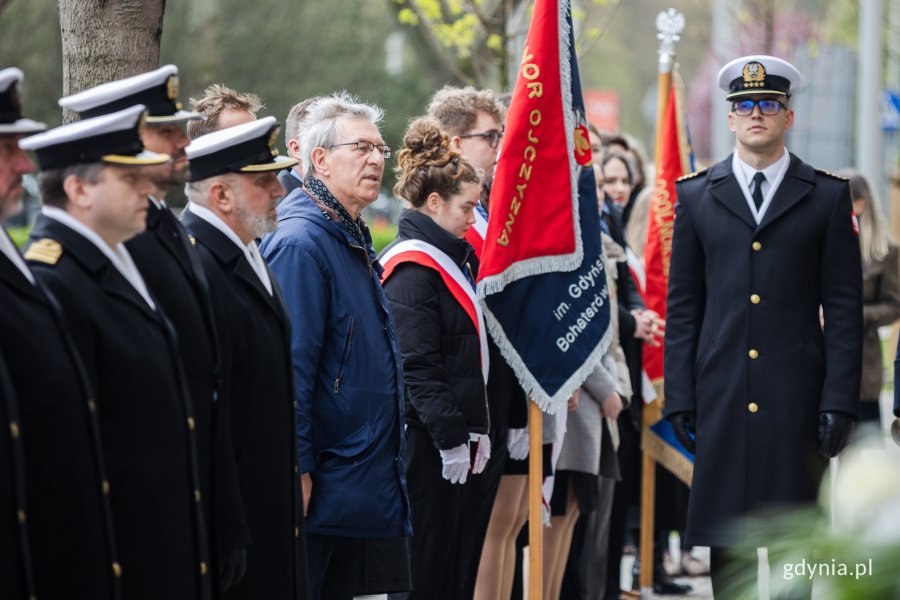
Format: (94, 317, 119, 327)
(0, 52, 897, 600)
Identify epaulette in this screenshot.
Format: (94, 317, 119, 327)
(23, 238, 62, 265)
(815, 168, 848, 181)
(676, 168, 708, 183)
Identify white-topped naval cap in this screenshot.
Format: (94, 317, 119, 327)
(59, 64, 200, 123)
(717, 55, 802, 101)
(185, 116, 297, 182)
(0, 67, 47, 134)
(19, 104, 170, 170)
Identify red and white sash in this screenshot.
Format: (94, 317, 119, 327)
(381, 239, 489, 383)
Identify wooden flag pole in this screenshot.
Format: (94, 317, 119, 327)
(528, 401, 543, 599)
(640, 9, 684, 598)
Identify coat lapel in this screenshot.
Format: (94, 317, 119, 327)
(707, 157, 757, 231)
(756, 154, 815, 233)
(182, 211, 286, 320)
(32, 215, 159, 323)
(0, 232, 45, 304)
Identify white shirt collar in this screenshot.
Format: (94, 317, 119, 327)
(185, 202, 272, 294)
(0, 227, 35, 284)
(40, 206, 156, 309)
(731, 149, 791, 224)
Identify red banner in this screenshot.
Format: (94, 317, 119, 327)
(643, 76, 690, 381)
(479, 0, 577, 282)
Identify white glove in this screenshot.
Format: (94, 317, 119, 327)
(471, 434, 491, 475)
(440, 443, 470, 484)
(507, 427, 529, 460)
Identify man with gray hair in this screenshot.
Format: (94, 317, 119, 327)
(259, 91, 411, 599)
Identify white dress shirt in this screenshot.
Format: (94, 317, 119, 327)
(732, 149, 791, 224)
(185, 202, 273, 295)
(41, 206, 156, 309)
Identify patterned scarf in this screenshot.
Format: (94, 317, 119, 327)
(305, 175, 367, 248)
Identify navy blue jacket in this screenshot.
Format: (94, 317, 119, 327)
(260, 187, 411, 538)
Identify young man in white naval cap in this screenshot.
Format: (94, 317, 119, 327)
(181, 117, 309, 600)
(664, 55, 861, 596)
(0, 67, 126, 600)
(60, 65, 251, 596)
(21, 104, 213, 600)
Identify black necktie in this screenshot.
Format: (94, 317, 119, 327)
(752, 171, 766, 210)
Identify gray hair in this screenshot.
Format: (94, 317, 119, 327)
(300, 91, 384, 179)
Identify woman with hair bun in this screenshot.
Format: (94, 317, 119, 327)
(380, 117, 490, 599)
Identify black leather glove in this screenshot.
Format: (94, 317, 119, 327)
(817, 411, 855, 458)
(667, 411, 696, 454)
(219, 546, 247, 593)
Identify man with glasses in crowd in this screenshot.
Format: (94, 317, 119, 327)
(259, 92, 411, 599)
(664, 55, 862, 597)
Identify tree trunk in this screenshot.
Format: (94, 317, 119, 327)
(58, 0, 166, 122)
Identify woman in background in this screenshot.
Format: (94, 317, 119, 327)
(841, 169, 900, 428)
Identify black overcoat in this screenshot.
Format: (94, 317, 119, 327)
(0, 350, 31, 599)
(181, 210, 306, 599)
(26, 215, 211, 600)
(126, 201, 250, 584)
(664, 154, 863, 547)
(1, 237, 120, 599)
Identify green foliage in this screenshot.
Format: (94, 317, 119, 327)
(368, 220, 398, 253)
(6, 226, 30, 249)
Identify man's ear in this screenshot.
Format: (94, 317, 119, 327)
(288, 138, 302, 160)
(62, 173, 92, 209)
(727, 111, 736, 133)
(449, 135, 463, 151)
(209, 179, 234, 214)
(310, 146, 329, 177)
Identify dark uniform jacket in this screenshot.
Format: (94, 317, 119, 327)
(126, 200, 250, 586)
(181, 209, 307, 599)
(0, 351, 32, 600)
(1, 238, 120, 599)
(382, 209, 489, 450)
(664, 154, 862, 547)
(26, 215, 211, 600)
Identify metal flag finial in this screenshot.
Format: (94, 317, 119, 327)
(656, 9, 685, 58)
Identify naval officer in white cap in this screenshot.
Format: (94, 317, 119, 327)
(0, 67, 127, 600)
(181, 117, 309, 600)
(60, 66, 252, 596)
(663, 55, 862, 597)
(21, 104, 214, 600)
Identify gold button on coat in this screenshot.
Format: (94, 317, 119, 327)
(748, 402, 759, 413)
(752, 241, 762, 251)
(750, 294, 761, 304)
(102, 481, 110, 495)
(187, 417, 195, 430)
(17, 509, 25, 523)
(294, 527, 300, 538)
(9, 421, 19, 439)
(112, 562, 122, 577)
(200, 562, 208, 576)
(748, 349, 759, 359)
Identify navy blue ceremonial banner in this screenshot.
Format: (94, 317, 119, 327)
(477, 0, 611, 413)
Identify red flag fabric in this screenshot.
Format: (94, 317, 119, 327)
(643, 75, 691, 381)
(478, 0, 580, 285)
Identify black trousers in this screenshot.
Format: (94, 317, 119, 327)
(452, 442, 507, 599)
(305, 533, 363, 600)
(405, 427, 470, 600)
